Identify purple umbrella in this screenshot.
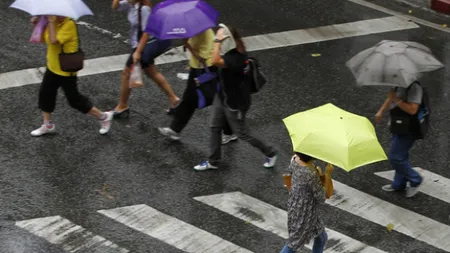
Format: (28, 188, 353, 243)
(145, 0, 219, 39)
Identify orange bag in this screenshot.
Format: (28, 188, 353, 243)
(315, 163, 334, 199)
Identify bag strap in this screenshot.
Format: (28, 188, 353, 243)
(137, 3, 143, 41)
(199, 59, 210, 72)
(61, 19, 81, 53)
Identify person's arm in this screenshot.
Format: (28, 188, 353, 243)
(47, 16, 59, 45)
(389, 87, 420, 115)
(211, 29, 226, 67)
(212, 41, 225, 68)
(112, 0, 120, 9)
(143, 0, 152, 7)
(375, 91, 392, 123)
(112, 0, 129, 11)
(132, 32, 150, 63)
(391, 98, 419, 115)
(312, 171, 326, 203)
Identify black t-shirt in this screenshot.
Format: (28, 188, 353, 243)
(218, 49, 251, 111)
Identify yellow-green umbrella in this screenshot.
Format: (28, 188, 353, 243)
(282, 103, 387, 172)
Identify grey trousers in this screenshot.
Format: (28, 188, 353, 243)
(208, 95, 276, 165)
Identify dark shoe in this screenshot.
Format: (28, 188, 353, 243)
(113, 108, 130, 119)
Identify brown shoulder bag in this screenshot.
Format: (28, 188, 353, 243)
(59, 20, 84, 72)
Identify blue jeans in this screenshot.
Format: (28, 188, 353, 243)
(280, 230, 328, 253)
(389, 134, 422, 189)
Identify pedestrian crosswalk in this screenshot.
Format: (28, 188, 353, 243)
(3, 4, 450, 253)
(13, 167, 450, 253)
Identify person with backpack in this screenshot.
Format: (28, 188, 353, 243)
(375, 82, 427, 198)
(158, 28, 236, 141)
(111, 0, 179, 118)
(193, 24, 277, 171)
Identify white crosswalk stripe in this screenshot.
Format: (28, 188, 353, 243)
(97, 204, 253, 253)
(15, 215, 129, 253)
(328, 180, 450, 251)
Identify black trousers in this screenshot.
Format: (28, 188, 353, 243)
(39, 69, 93, 114)
(170, 66, 233, 134)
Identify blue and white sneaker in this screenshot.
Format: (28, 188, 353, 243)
(194, 161, 218, 171)
(263, 155, 277, 168)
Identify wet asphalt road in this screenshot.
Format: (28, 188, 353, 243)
(1, 0, 450, 252)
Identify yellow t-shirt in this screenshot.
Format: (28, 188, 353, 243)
(44, 18, 78, 76)
(188, 29, 214, 69)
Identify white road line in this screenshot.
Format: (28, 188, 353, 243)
(15, 215, 129, 253)
(244, 15, 418, 51)
(0, 16, 418, 90)
(76, 21, 127, 43)
(194, 192, 388, 253)
(97, 204, 253, 253)
(374, 169, 450, 204)
(328, 180, 450, 252)
(347, 0, 450, 33)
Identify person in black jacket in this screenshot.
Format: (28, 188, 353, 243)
(193, 24, 277, 171)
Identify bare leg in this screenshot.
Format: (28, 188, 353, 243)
(42, 111, 52, 122)
(114, 67, 132, 112)
(87, 107, 106, 119)
(144, 64, 179, 107)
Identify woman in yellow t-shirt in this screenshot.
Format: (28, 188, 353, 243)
(158, 28, 235, 141)
(29, 15, 113, 137)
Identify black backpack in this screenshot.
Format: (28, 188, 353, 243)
(244, 56, 267, 93)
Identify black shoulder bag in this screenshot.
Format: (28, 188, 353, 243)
(389, 85, 421, 136)
(59, 20, 85, 72)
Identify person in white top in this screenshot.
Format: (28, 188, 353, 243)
(111, 0, 179, 118)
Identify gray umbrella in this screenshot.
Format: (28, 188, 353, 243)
(346, 40, 444, 88)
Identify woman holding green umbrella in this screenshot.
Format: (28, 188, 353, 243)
(281, 103, 388, 252)
(281, 152, 330, 253)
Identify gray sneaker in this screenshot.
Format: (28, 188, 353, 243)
(222, 134, 238, 145)
(158, 127, 180, 140)
(406, 167, 423, 198)
(382, 184, 396, 192)
(406, 185, 421, 198)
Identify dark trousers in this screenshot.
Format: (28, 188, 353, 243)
(170, 66, 233, 134)
(389, 134, 422, 189)
(208, 95, 276, 165)
(39, 69, 93, 114)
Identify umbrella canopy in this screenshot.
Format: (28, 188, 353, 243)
(10, 0, 93, 20)
(145, 0, 218, 39)
(282, 103, 387, 172)
(346, 40, 444, 88)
